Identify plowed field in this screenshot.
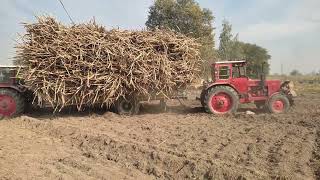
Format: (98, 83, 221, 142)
(0, 90, 320, 179)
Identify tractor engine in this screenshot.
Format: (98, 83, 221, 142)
(248, 86, 265, 97)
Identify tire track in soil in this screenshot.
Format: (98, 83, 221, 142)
(18, 117, 252, 180)
(238, 126, 259, 168)
(19, 115, 316, 179)
(267, 135, 286, 179)
(0, 119, 150, 180)
(12, 95, 320, 180)
(312, 130, 320, 180)
(52, 156, 142, 180)
(265, 130, 315, 179)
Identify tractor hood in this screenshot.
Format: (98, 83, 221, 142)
(248, 79, 282, 96)
(266, 80, 282, 95)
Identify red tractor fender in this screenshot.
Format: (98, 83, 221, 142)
(268, 92, 281, 99)
(200, 82, 240, 106)
(268, 91, 294, 106)
(0, 84, 26, 93)
(204, 82, 240, 95)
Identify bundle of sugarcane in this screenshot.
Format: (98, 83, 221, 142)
(15, 16, 202, 111)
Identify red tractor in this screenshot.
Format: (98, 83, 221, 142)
(200, 60, 296, 114)
(0, 66, 26, 117)
(0, 61, 296, 117)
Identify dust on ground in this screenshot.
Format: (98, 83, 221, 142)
(0, 90, 320, 179)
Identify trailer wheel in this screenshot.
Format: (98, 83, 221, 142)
(0, 89, 25, 117)
(115, 97, 140, 115)
(204, 86, 239, 115)
(159, 99, 167, 112)
(267, 93, 290, 114)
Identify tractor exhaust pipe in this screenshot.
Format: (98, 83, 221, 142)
(260, 62, 266, 93)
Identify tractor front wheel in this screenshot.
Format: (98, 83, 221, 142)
(204, 86, 239, 115)
(0, 89, 25, 117)
(267, 93, 290, 114)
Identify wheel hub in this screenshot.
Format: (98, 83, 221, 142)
(211, 93, 232, 114)
(217, 99, 225, 106)
(121, 101, 133, 112)
(272, 100, 284, 112)
(0, 95, 16, 116)
(1, 102, 8, 109)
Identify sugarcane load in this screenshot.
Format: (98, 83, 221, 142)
(14, 16, 202, 113)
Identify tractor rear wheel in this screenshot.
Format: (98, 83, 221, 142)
(267, 93, 290, 114)
(115, 97, 140, 115)
(200, 89, 207, 107)
(204, 86, 239, 115)
(0, 89, 25, 117)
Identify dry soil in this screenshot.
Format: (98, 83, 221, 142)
(0, 90, 320, 180)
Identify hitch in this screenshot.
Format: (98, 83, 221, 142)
(260, 62, 267, 94)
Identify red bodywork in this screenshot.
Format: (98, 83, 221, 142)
(0, 66, 25, 116)
(0, 94, 17, 116)
(205, 61, 281, 104)
(0, 67, 25, 93)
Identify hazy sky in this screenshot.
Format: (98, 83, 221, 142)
(0, 0, 319, 74)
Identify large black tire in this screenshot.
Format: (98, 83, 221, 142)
(200, 89, 207, 107)
(0, 88, 25, 117)
(267, 93, 290, 114)
(204, 86, 239, 114)
(115, 97, 140, 115)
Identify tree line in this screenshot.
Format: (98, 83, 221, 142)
(145, 0, 271, 79)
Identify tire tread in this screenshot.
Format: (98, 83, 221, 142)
(0, 88, 25, 117)
(204, 86, 239, 114)
(267, 93, 290, 114)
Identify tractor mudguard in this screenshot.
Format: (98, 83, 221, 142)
(0, 85, 26, 93)
(204, 83, 240, 95)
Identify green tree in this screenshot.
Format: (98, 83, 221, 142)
(146, 0, 216, 77)
(218, 20, 243, 60)
(230, 34, 244, 60)
(218, 20, 271, 78)
(218, 20, 233, 60)
(240, 42, 271, 78)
